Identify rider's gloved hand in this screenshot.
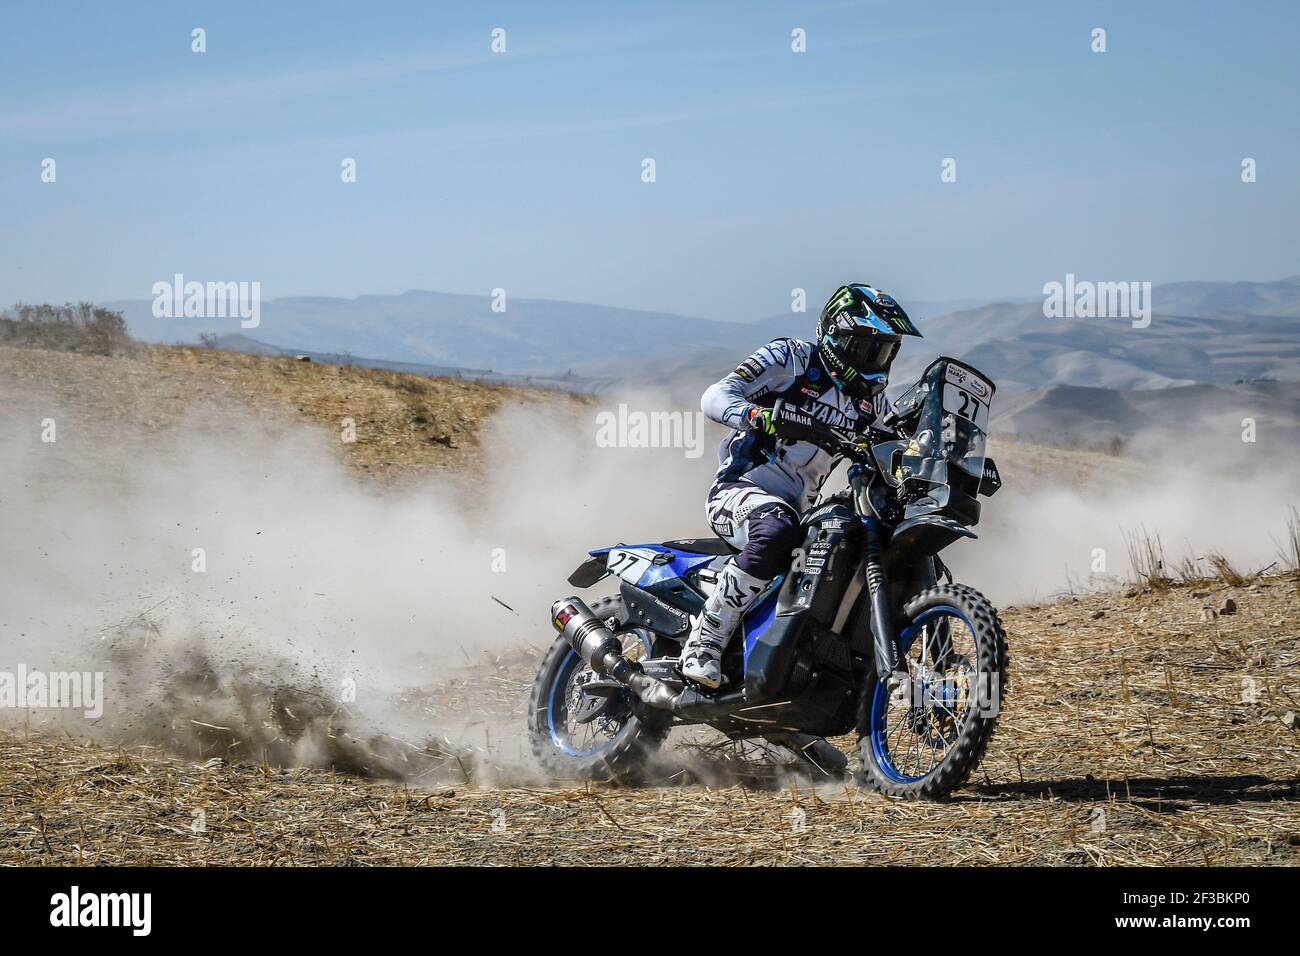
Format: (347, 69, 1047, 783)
(746, 405, 776, 435)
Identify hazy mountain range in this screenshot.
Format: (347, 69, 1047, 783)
(992, 378, 1300, 451)
(109, 277, 1300, 388)
(104, 276, 1300, 447)
(108, 291, 989, 377)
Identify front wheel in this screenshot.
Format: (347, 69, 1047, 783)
(527, 595, 670, 783)
(856, 584, 1008, 799)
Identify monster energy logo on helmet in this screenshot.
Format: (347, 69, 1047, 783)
(816, 284, 921, 399)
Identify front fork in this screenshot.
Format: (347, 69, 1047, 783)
(862, 515, 903, 679)
(849, 463, 906, 681)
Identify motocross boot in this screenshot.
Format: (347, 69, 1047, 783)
(680, 559, 768, 689)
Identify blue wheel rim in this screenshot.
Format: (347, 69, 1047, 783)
(547, 631, 652, 757)
(870, 605, 974, 784)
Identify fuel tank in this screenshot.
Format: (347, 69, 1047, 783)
(743, 501, 861, 705)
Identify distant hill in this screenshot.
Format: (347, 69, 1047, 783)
(203, 333, 609, 392)
(1150, 276, 1300, 318)
(109, 290, 740, 376)
(990, 379, 1300, 452)
(107, 277, 1300, 392)
(908, 298, 1300, 390)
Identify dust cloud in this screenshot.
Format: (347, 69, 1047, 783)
(0, 386, 713, 780)
(0, 381, 1293, 780)
(958, 428, 1298, 605)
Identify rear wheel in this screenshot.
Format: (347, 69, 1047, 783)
(527, 596, 671, 783)
(856, 584, 1008, 799)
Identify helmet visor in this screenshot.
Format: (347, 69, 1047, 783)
(832, 333, 899, 373)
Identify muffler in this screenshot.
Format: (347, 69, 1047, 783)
(551, 597, 678, 711)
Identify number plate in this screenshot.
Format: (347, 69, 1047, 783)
(942, 364, 993, 429)
(606, 548, 656, 586)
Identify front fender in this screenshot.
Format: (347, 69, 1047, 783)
(889, 515, 976, 563)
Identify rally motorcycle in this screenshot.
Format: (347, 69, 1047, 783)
(527, 357, 1009, 799)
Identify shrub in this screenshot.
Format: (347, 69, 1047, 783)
(0, 302, 133, 356)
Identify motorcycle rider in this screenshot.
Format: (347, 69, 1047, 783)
(679, 283, 922, 688)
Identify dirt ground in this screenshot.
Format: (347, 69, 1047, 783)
(0, 342, 574, 480)
(1, 341, 1296, 865)
(2, 574, 1296, 866)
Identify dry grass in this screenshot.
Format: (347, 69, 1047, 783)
(1, 338, 1296, 865)
(3, 574, 1297, 866)
(0, 342, 581, 480)
(1282, 507, 1300, 573)
(0, 302, 132, 357)
(1123, 527, 1172, 591)
(1205, 553, 1250, 588)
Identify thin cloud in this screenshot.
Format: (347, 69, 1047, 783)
(1, 47, 503, 137)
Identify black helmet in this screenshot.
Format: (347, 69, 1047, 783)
(817, 283, 921, 398)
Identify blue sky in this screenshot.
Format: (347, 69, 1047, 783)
(2, 1, 1297, 321)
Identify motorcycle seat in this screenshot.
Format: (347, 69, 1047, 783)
(660, 536, 738, 556)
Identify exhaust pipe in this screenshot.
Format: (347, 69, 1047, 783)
(551, 597, 678, 711)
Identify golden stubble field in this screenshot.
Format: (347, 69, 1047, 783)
(1, 341, 1297, 865)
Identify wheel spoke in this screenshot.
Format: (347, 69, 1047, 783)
(551, 627, 649, 756)
(874, 607, 988, 784)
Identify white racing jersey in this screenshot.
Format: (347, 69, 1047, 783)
(700, 337, 889, 512)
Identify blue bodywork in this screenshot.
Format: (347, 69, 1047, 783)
(740, 582, 782, 662)
(588, 543, 714, 587)
(588, 543, 780, 662)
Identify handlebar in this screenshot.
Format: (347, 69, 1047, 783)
(769, 399, 874, 462)
(767, 399, 883, 516)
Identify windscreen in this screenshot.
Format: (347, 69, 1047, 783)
(935, 361, 993, 478)
(897, 359, 994, 485)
